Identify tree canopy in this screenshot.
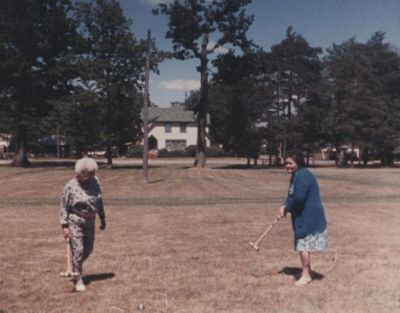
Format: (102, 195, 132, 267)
(155, 0, 254, 167)
(0, 0, 78, 166)
(72, 0, 146, 167)
(0, 0, 152, 166)
(1, 1, 399, 168)
(185, 28, 400, 167)
(324, 33, 400, 165)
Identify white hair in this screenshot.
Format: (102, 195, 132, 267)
(74, 157, 98, 174)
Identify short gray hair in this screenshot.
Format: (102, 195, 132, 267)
(74, 157, 98, 174)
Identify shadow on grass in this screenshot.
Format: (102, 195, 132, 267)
(25, 160, 76, 168)
(278, 266, 324, 280)
(213, 164, 282, 170)
(83, 272, 115, 285)
(148, 179, 166, 184)
(4, 160, 164, 170)
(104, 164, 162, 170)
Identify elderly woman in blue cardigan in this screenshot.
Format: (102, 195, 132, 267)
(279, 151, 327, 286)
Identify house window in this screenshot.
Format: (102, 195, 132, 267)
(165, 139, 186, 151)
(164, 122, 172, 133)
(180, 123, 187, 133)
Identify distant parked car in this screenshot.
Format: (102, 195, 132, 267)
(87, 150, 106, 158)
(87, 147, 119, 158)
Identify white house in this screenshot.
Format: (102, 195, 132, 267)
(0, 133, 11, 154)
(143, 105, 210, 151)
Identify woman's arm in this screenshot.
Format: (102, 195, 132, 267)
(60, 184, 72, 238)
(59, 185, 71, 225)
(97, 197, 106, 230)
(95, 179, 106, 230)
(284, 172, 310, 213)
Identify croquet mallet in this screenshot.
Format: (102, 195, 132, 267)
(60, 238, 79, 277)
(249, 216, 282, 251)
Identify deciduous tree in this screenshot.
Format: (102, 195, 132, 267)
(154, 0, 254, 167)
(0, 0, 78, 166)
(75, 0, 146, 167)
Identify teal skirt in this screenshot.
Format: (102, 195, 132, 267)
(295, 229, 328, 251)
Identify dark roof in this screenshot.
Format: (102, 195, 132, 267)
(146, 107, 210, 124)
(148, 107, 195, 122)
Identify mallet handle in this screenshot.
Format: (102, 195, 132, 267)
(253, 216, 281, 247)
(66, 238, 72, 272)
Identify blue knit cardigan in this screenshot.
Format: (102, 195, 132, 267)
(285, 167, 327, 239)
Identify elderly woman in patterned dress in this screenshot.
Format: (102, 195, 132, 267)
(279, 151, 327, 286)
(59, 157, 106, 291)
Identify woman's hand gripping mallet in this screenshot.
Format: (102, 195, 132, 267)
(60, 238, 79, 277)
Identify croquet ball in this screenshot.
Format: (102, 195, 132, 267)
(137, 304, 145, 311)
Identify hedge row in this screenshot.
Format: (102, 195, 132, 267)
(125, 145, 231, 158)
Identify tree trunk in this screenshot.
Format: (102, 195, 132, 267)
(194, 33, 209, 168)
(334, 142, 340, 167)
(142, 29, 151, 183)
(56, 123, 60, 159)
(362, 148, 369, 167)
(320, 147, 326, 160)
(105, 145, 113, 168)
(380, 149, 393, 166)
(350, 145, 354, 167)
(12, 143, 30, 167)
(287, 71, 293, 118)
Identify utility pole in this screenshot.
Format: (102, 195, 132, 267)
(142, 29, 151, 183)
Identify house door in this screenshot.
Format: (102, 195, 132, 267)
(148, 135, 158, 150)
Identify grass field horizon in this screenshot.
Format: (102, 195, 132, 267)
(1, 163, 399, 313)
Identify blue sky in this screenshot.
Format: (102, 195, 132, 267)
(119, 0, 400, 107)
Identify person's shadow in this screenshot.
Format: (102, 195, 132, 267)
(278, 267, 324, 280)
(83, 272, 115, 285)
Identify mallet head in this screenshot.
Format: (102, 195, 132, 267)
(248, 241, 260, 251)
(60, 271, 79, 277)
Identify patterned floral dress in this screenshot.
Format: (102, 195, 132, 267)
(59, 177, 105, 279)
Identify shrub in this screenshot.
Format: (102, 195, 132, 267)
(126, 145, 143, 158)
(127, 145, 230, 158)
(185, 145, 230, 157)
(157, 149, 189, 158)
(206, 146, 230, 157)
(184, 145, 197, 157)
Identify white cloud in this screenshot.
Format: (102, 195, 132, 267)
(160, 79, 200, 91)
(207, 41, 229, 54)
(140, 0, 213, 7)
(139, 0, 172, 6)
(207, 42, 229, 54)
(214, 46, 229, 54)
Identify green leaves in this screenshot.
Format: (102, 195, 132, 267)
(324, 33, 400, 164)
(70, 0, 147, 156)
(0, 0, 154, 164)
(0, 0, 78, 165)
(155, 0, 254, 166)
